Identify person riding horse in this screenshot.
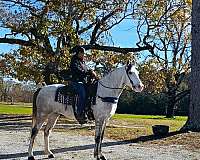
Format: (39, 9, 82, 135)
(70, 46, 97, 124)
(28, 60, 144, 160)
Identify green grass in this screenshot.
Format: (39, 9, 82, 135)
(0, 102, 32, 115)
(112, 114, 187, 121)
(58, 113, 187, 140)
(58, 113, 187, 141)
(112, 114, 187, 133)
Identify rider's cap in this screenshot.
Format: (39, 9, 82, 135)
(71, 46, 85, 55)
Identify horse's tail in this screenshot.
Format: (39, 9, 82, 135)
(32, 88, 42, 127)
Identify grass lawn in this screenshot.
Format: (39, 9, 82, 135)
(106, 114, 187, 140)
(0, 102, 32, 115)
(59, 114, 187, 141)
(112, 114, 187, 121)
(0, 102, 187, 141)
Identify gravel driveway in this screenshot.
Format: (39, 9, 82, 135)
(0, 115, 199, 160)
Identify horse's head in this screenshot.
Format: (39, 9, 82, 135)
(125, 63, 144, 92)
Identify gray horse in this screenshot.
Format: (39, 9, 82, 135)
(28, 63, 144, 160)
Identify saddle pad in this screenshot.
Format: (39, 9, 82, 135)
(56, 93, 74, 104)
(55, 85, 76, 105)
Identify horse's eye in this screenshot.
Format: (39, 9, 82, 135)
(129, 72, 133, 75)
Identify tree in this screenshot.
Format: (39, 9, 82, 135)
(0, 0, 154, 84)
(138, 58, 166, 93)
(181, 0, 200, 131)
(136, 0, 191, 117)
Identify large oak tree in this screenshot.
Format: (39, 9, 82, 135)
(0, 0, 154, 84)
(181, 0, 200, 131)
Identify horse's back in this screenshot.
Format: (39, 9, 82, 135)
(38, 84, 64, 102)
(41, 84, 65, 92)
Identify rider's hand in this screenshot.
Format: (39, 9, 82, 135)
(89, 70, 99, 80)
(91, 70, 96, 77)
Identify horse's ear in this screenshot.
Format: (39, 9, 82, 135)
(126, 62, 132, 71)
(126, 59, 136, 66)
(126, 60, 130, 66)
(126, 59, 136, 69)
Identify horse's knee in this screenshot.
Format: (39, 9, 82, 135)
(44, 127, 51, 137)
(31, 127, 38, 138)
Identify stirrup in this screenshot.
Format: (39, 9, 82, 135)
(76, 113, 87, 124)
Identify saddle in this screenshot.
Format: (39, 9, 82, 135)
(55, 81, 98, 121)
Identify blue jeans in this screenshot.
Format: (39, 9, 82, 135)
(71, 82, 86, 114)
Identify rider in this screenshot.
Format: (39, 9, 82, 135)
(70, 46, 97, 123)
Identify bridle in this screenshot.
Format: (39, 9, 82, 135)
(126, 64, 135, 89)
(98, 64, 135, 90)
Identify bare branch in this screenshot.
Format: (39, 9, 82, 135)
(0, 37, 35, 46)
(82, 44, 153, 54)
(90, 9, 120, 44)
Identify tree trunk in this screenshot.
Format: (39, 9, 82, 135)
(43, 72, 52, 85)
(166, 89, 176, 118)
(165, 80, 177, 118)
(181, 0, 200, 131)
(43, 62, 58, 85)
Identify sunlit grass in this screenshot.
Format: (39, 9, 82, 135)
(112, 114, 187, 121)
(57, 114, 187, 141)
(110, 114, 187, 139)
(0, 102, 32, 115)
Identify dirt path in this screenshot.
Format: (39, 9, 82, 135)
(0, 115, 199, 160)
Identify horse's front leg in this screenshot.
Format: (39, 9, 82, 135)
(44, 113, 60, 159)
(94, 120, 107, 160)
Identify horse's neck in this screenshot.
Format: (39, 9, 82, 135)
(97, 68, 125, 98)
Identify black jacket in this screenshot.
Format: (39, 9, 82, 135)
(70, 55, 89, 83)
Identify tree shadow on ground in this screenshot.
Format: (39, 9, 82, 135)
(0, 114, 31, 120)
(0, 115, 32, 131)
(0, 130, 185, 159)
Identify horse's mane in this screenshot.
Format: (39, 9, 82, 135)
(101, 66, 125, 81)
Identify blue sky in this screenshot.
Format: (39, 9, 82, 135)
(0, 28, 20, 53)
(0, 43, 19, 53)
(110, 19, 138, 48)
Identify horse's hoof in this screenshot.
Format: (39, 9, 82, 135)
(48, 154, 55, 159)
(100, 155, 107, 160)
(28, 156, 35, 160)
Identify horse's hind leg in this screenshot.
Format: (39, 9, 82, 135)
(28, 116, 46, 160)
(44, 113, 60, 159)
(94, 120, 107, 160)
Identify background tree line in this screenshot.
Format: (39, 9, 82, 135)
(0, 77, 35, 103)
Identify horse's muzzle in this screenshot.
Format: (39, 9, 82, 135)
(133, 83, 144, 92)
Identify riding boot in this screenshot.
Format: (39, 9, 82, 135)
(76, 112, 87, 124)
